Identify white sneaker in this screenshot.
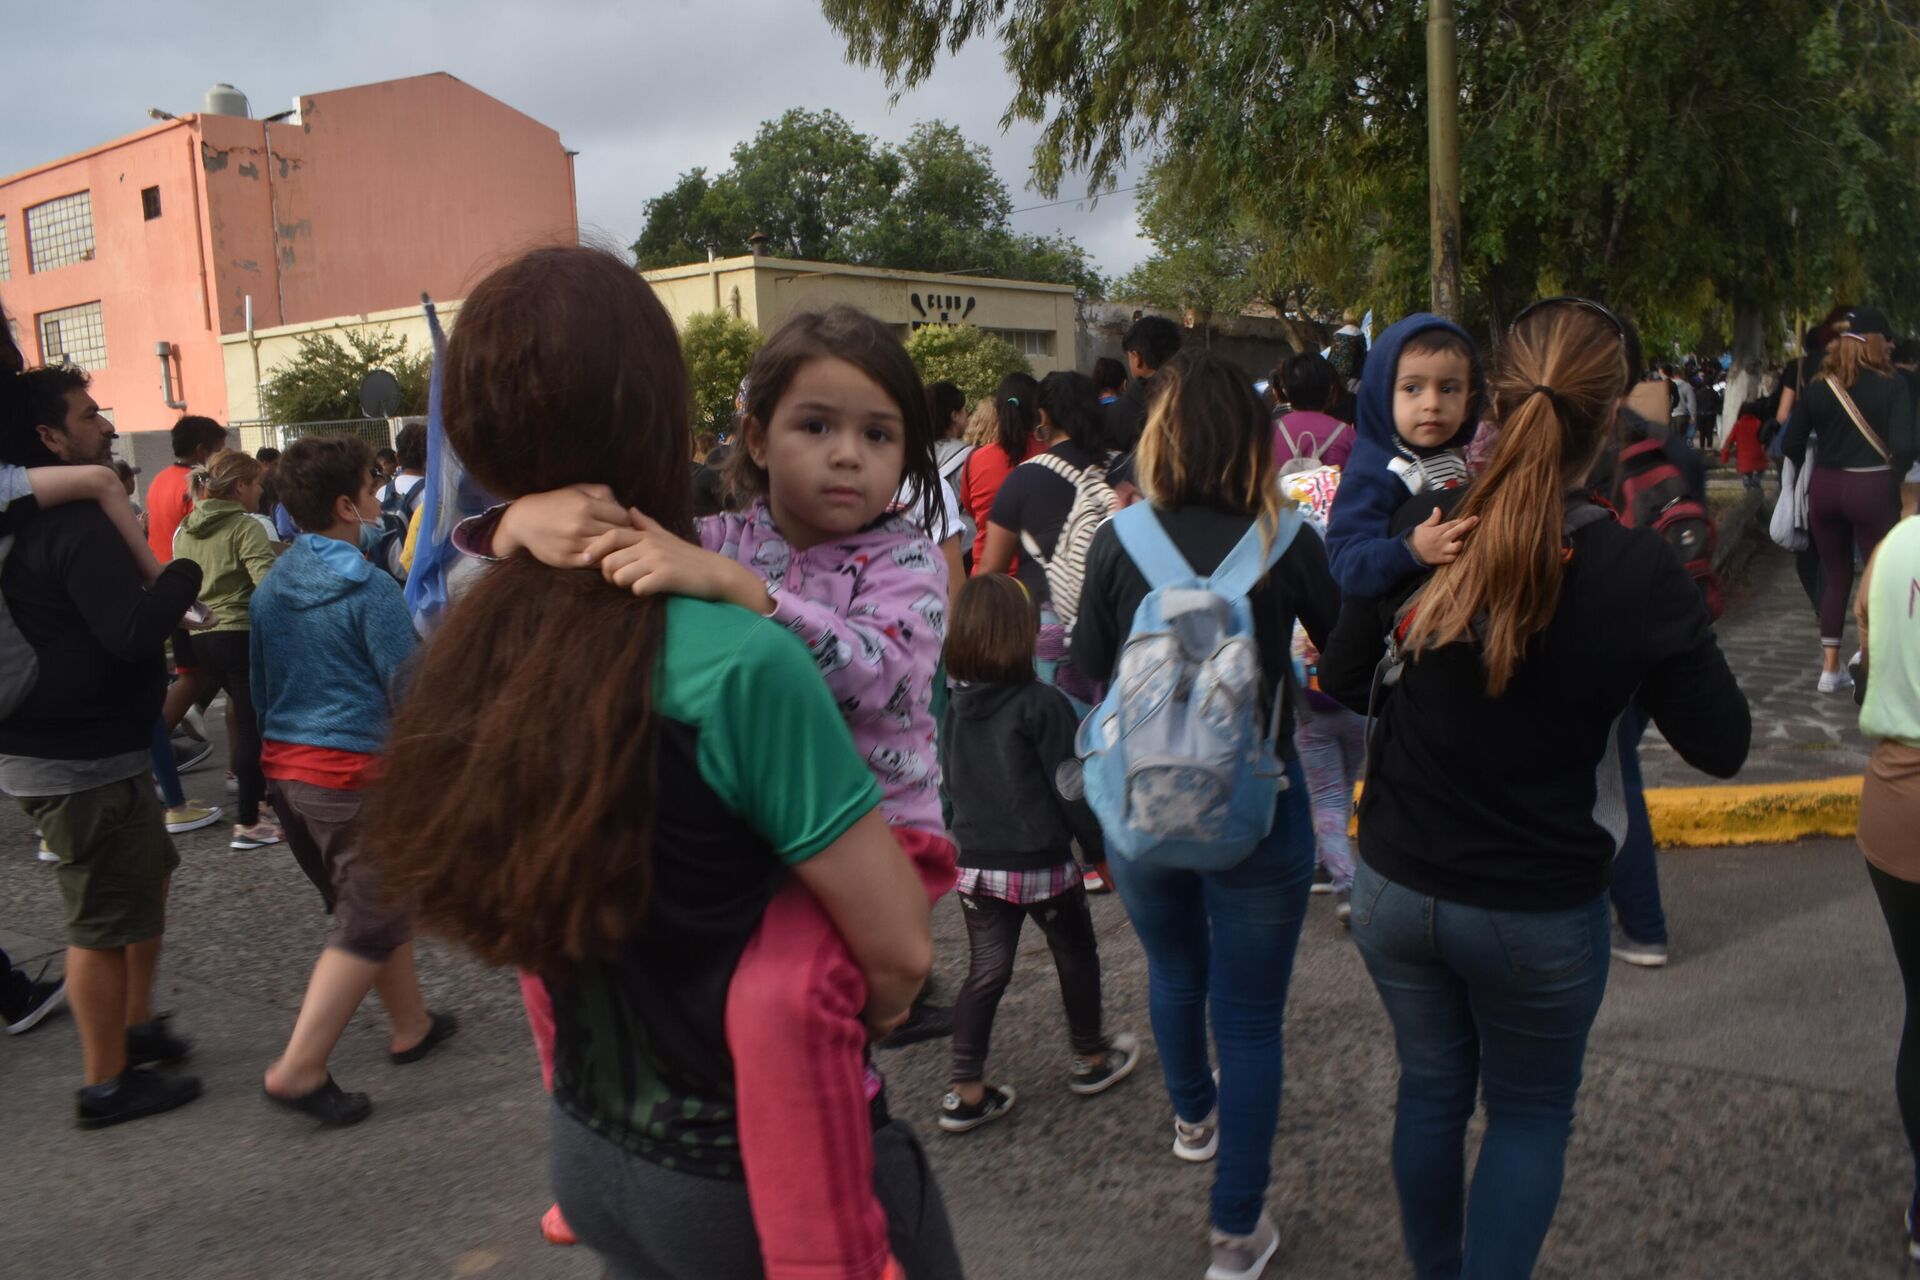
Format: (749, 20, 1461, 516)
(1206, 1212, 1279, 1280)
(1174, 1106, 1219, 1162)
(36, 839, 58, 864)
(1817, 668, 1853, 694)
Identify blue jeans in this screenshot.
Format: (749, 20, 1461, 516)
(1106, 763, 1313, 1235)
(1350, 858, 1610, 1280)
(1608, 706, 1667, 945)
(150, 717, 184, 810)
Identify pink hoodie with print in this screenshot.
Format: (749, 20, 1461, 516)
(701, 498, 949, 841)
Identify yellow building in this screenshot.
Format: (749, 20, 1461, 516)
(642, 255, 1079, 376)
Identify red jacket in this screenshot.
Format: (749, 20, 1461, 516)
(1721, 414, 1767, 474)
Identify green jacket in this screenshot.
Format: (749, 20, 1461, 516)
(174, 499, 278, 633)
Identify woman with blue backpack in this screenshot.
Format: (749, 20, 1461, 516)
(1319, 299, 1749, 1279)
(1070, 350, 1338, 1280)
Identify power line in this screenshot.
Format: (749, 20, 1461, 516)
(1008, 185, 1140, 216)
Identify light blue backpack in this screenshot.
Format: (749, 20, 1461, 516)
(1075, 502, 1303, 871)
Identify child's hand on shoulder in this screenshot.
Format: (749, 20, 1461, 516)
(600, 511, 774, 615)
(1408, 507, 1479, 567)
(495, 484, 631, 566)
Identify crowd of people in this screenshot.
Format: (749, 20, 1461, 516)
(7, 251, 1920, 1280)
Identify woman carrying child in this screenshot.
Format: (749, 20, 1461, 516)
(936, 572, 1135, 1134)
(1319, 298, 1749, 1279)
(477, 301, 963, 1280)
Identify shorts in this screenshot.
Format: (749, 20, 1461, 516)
(20, 777, 180, 949)
(170, 627, 197, 673)
(268, 777, 410, 962)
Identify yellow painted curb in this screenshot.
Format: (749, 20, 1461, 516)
(1645, 776, 1861, 848)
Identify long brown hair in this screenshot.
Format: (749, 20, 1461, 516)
(362, 246, 692, 971)
(1136, 350, 1287, 544)
(1820, 334, 1895, 389)
(1401, 303, 1627, 695)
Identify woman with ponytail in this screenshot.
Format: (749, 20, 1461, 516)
(1320, 300, 1750, 1279)
(957, 372, 1041, 575)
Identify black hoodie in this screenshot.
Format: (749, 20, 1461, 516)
(941, 679, 1105, 871)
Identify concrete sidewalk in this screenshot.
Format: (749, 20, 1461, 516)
(2, 775, 1911, 1278)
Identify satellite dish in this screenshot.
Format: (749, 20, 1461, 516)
(359, 369, 403, 419)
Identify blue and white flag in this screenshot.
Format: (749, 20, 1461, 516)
(403, 295, 494, 636)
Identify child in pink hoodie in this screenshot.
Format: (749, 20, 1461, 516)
(489, 306, 957, 1280)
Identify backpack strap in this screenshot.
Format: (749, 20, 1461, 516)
(1819, 375, 1895, 464)
(1210, 507, 1303, 600)
(1111, 503, 1196, 590)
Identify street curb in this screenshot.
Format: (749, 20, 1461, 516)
(1648, 776, 1860, 848)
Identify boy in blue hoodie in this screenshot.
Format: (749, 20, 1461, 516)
(1325, 313, 1488, 597)
(252, 434, 454, 1126)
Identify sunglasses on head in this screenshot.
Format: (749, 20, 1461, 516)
(1507, 295, 1628, 343)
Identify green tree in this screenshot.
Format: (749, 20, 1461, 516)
(260, 327, 429, 425)
(904, 324, 1031, 403)
(681, 310, 764, 438)
(823, 0, 1920, 357)
(632, 114, 1102, 293)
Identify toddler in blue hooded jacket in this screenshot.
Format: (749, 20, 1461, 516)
(1324, 313, 1488, 597)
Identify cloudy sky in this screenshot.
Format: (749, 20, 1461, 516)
(10, 0, 1153, 279)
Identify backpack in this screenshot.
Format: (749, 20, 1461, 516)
(1074, 502, 1305, 872)
(1016, 450, 1117, 627)
(1613, 437, 1724, 619)
(937, 444, 977, 552)
(1274, 418, 1344, 477)
(0, 538, 36, 720)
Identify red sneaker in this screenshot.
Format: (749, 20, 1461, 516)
(541, 1203, 576, 1247)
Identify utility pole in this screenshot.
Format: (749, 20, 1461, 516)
(1427, 0, 1462, 321)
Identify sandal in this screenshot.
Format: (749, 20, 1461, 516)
(263, 1075, 372, 1127)
(390, 1010, 460, 1065)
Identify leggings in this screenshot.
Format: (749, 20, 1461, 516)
(1808, 467, 1899, 645)
(1295, 705, 1367, 893)
(194, 630, 263, 825)
(1869, 862, 1920, 1199)
(950, 885, 1106, 1083)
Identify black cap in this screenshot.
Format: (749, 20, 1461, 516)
(1843, 305, 1895, 340)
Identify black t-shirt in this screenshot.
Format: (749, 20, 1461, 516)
(1318, 490, 1749, 912)
(988, 440, 1105, 602)
(1069, 504, 1340, 742)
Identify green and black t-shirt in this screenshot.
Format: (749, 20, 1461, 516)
(547, 595, 881, 1181)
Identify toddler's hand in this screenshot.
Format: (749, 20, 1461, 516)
(1408, 507, 1478, 566)
(495, 485, 629, 566)
(600, 511, 773, 614)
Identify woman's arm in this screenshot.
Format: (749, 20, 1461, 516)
(237, 517, 278, 587)
(1067, 523, 1124, 682)
(1638, 553, 1750, 779)
(976, 521, 1018, 576)
(1781, 396, 1813, 467)
(789, 808, 932, 1036)
(1318, 594, 1392, 714)
(1857, 542, 1883, 658)
(1277, 526, 1341, 653)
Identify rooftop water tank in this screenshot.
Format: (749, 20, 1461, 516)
(202, 84, 251, 118)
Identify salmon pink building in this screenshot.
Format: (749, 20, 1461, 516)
(0, 72, 577, 437)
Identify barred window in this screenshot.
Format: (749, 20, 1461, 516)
(0, 216, 10, 280)
(26, 191, 95, 273)
(38, 301, 108, 371)
(989, 328, 1054, 359)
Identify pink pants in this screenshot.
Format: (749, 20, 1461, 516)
(516, 828, 956, 1280)
(729, 827, 956, 1280)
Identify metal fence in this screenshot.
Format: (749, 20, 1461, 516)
(227, 417, 426, 456)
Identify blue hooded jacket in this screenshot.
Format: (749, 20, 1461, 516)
(249, 534, 416, 755)
(1324, 312, 1486, 597)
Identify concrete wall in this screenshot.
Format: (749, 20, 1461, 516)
(1077, 301, 1308, 385)
(220, 299, 460, 424)
(643, 256, 1080, 376)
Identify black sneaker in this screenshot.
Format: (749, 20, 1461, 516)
(127, 1015, 192, 1067)
(172, 738, 215, 774)
(876, 999, 954, 1050)
(76, 1067, 203, 1130)
(3, 975, 66, 1035)
(1070, 1031, 1141, 1096)
(938, 1084, 1016, 1133)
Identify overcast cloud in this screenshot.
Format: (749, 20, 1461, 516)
(11, 1, 1151, 279)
